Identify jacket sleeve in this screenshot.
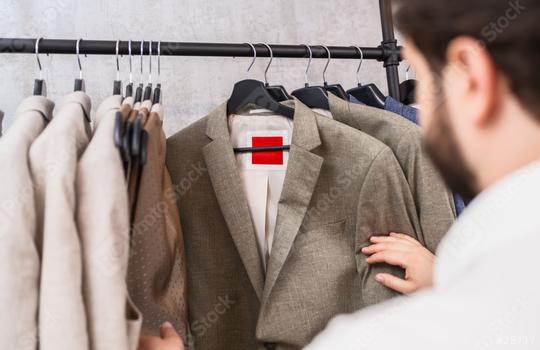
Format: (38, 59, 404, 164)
(396, 130, 456, 254)
(355, 146, 423, 307)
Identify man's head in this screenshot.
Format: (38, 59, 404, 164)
(394, 0, 540, 200)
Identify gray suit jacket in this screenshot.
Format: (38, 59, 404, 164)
(0, 96, 53, 350)
(29, 92, 92, 350)
(166, 98, 423, 350)
(328, 93, 456, 252)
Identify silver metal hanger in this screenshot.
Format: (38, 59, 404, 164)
(74, 38, 85, 92)
(33, 37, 47, 96)
(322, 45, 331, 85)
(258, 42, 292, 101)
(303, 44, 313, 87)
(353, 46, 364, 86)
(112, 39, 122, 95)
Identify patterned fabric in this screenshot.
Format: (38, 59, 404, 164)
(350, 94, 466, 216)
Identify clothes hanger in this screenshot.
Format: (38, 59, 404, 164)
(291, 45, 329, 110)
(131, 39, 151, 183)
(143, 40, 153, 101)
(399, 64, 417, 105)
(259, 43, 292, 102)
(227, 42, 295, 119)
(152, 41, 162, 105)
(321, 45, 348, 100)
(113, 39, 131, 173)
(229, 43, 292, 154)
(134, 40, 144, 103)
(113, 40, 122, 95)
(125, 40, 134, 97)
(130, 41, 150, 163)
(347, 46, 386, 109)
(33, 37, 47, 96)
(74, 38, 86, 92)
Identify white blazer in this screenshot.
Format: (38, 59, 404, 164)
(29, 91, 92, 350)
(76, 95, 142, 350)
(0, 96, 53, 350)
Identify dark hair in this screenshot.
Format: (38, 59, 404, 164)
(393, 0, 540, 118)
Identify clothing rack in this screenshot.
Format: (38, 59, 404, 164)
(0, 0, 402, 99)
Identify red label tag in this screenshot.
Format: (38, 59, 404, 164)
(252, 136, 284, 165)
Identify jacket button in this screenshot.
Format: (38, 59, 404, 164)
(264, 342, 277, 350)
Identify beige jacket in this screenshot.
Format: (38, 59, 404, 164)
(0, 96, 53, 350)
(29, 91, 92, 350)
(166, 98, 422, 350)
(328, 93, 456, 252)
(76, 95, 141, 350)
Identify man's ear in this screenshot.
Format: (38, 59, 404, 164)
(445, 37, 499, 127)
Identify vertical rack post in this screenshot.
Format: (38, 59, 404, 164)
(379, 0, 401, 100)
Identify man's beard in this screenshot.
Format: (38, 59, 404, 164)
(423, 99, 478, 203)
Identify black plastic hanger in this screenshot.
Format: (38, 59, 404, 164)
(114, 111, 131, 175)
(227, 43, 294, 154)
(227, 43, 294, 119)
(74, 39, 85, 92)
(33, 38, 47, 96)
(346, 46, 386, 109)
(321, 45, 348, 100)
(134, 40, 144, 103)
(259, 43, 292, 102)
(142, 40, 153, 101)
(113, 40, 122, 95)
(125, 40, 134, 97)
(291, 44, 329, 110)
(152, 41, 162, 105)
(399, 65, 417, 105)
(228, 79, 295, 119)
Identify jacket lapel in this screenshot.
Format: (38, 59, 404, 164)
(261, 99, 324, 308)
(202, 103, 265, 300)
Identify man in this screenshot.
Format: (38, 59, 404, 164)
(140, 0, 540, 348)
(305, 0, 540, 348)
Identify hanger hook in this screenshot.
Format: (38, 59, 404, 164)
(259, 43, 273, 86)
(148, 40, 152, 85)
(139, 40, 144, 82)
(157, 41, 161, 83)
(244, 43, 257, 73)
(322, 45, 331, 85)
(302, 44, 313, 87)
(352, 46, 364, 86)
(115, 40, 120, 81)
(76, 38, 83, 80)
(35, 37, 43, 80)
(128, 40, 133, 84)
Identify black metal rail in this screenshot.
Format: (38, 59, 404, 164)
(0, 0, 402, 98)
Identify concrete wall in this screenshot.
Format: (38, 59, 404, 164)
(0, 0, 406, 135)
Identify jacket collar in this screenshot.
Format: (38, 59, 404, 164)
(15, 95, 55, 122)
(205, 98, 322, 151)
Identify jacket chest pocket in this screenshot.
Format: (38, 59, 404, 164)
(295, 218, 350, 251)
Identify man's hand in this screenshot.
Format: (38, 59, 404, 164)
(137, 322, 185, 350)
(361, 232, 435, 294)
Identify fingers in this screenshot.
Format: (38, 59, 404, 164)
(375, 273, 417, 294)
(137, 336, 157, 350)
(160, 322, 183, 347)
(389, 232, 422, 245)
(361, 241, 410, 255)
(365, 250, 408, 268)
